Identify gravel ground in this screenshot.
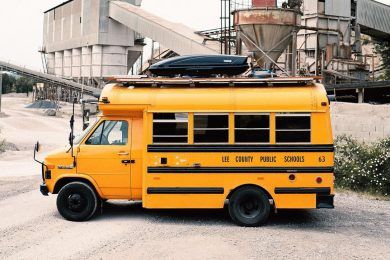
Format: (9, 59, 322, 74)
(0, 176, 389, 260)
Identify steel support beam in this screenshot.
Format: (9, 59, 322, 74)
(109, 1, 220, 56)
(0, 60, 100, 98)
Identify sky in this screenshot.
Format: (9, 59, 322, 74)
(0, 0, 389, 71)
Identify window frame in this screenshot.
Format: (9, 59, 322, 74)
(275, 113, 311, 144)
(193, 113, 229, 144)
(234, 113, 271, 144)
(84, 120, 129, 146)
(152, 113, 189, 144)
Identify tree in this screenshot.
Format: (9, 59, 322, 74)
(1, 73, 16, 94)
(374, 39, 390, 80)
(15, 76, 35, 94)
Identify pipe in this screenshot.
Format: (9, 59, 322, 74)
(300, 25, 344, 42)
(291, 30, 297, 76)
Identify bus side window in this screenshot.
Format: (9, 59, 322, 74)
(194, 114, 229, 143)
(275, 113, 311, 143)
(235, 114, 270, 143)
(85, 122, 105, 145)
(153, 113, 188, 144)
(85, 121, 128, 145)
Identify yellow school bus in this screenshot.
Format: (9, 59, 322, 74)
(37, 77, 334, 226)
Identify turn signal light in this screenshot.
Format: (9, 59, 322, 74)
(46, 165, 55, 170)
(101, 97, 110, 104)
(316, 177, 323, 184)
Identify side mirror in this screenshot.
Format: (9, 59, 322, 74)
(34, 142, 40, 153)
(33, 141, 44, 165)
(69, 133, 74, 146)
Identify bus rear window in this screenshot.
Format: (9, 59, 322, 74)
(275, 114, 311, 143)
(153, 113, 188, 144)
(194, 114, 229, 143)
(235, 114, 270, 143)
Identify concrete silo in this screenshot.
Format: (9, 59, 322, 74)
(42, 0, 143, 87)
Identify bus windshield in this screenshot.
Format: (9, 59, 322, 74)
(74, 119, 98, 145)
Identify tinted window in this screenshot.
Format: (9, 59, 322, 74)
(235, 115, 269, 128)
(85, 121, 128, 145)
(275, 114, 311, 143)
(153, 113, 188, 144)
(276, 116, 310, 130)
(235, 130, 270, 143)
(194, 114, 229, 143)
(235, 114, 270, 143)
(276, 131, 311, 143)
(194, 115, 229, 129)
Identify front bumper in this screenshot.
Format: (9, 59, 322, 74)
(40, 183, 49, 196)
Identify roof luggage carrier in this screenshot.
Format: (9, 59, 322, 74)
(148, 55, 249, 77)
(106, 76, 315, 88)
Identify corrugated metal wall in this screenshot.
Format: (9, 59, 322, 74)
(325, 0, 351, 17)
(357, 0, 390, 38)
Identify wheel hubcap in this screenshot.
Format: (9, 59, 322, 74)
(67, 193, 86, 212)
(239, 196, 261, 218)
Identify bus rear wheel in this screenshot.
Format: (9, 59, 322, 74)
(56, 182, 98, 222)
(228, 186, 270, 227)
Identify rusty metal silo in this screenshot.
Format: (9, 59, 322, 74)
(233, 8, 301, 70)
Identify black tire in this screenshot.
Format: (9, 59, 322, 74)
(228, 186, 270, 227)
(56, 182, 98, 222)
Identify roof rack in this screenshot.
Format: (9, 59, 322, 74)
(106, 76, 314, 88)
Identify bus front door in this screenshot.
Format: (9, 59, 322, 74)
(77, 119, 132, 198)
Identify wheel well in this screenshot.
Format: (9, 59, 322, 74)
(53, 177, 98, 195)
(227, 184, 274, 201)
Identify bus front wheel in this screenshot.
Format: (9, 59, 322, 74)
(56, 182, 98, 222)
(228, 186, 270, 227)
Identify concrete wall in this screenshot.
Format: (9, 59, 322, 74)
(43, 0, 143, 83)
(331, 102, 390, 142)
(43, 0, 140, 53)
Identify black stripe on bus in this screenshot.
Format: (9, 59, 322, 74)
(147, 187, 224, 194)
(274, 187, 331, 195)
(147, 144, 334, 153)
(147, 167, 334, 174)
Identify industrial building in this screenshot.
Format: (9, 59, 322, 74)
(39, 0, 390, 80)
(41, 0, 144, 87)
(2, 0, 389, 103)
(215, 0, 390, 102)
(40, 0, 220, 88)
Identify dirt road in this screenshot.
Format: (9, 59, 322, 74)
(0, 176, 389, 259)
(0, 95, 389, 259)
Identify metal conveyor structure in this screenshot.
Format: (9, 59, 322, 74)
(0, 60, 100, 96)
(108, 1, 220, 56)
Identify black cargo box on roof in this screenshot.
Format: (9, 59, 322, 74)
(149, 55, 249, 77)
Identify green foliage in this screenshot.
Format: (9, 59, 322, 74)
(1, 73, 16, 94)
(361, 36, 370, 45)
(374, 39, 390, 80)
(15, 77, 35, 93)
(334, 135, 390, 197)
(1, 74, 35, 94)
